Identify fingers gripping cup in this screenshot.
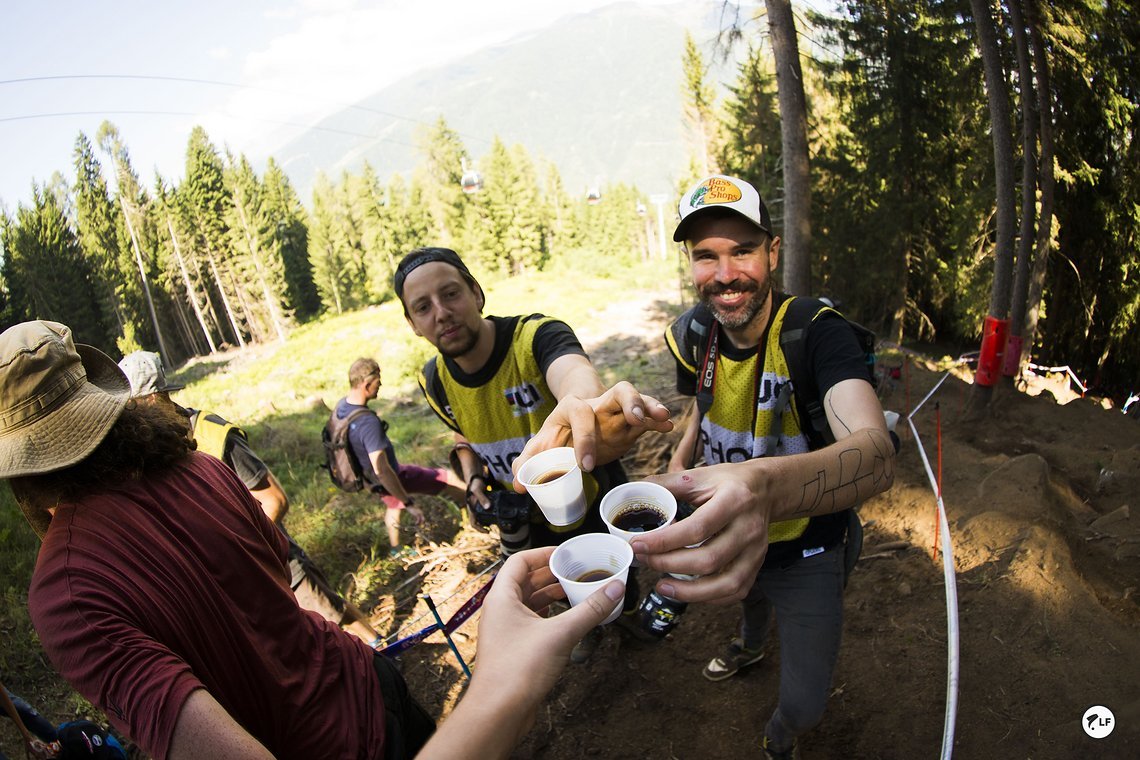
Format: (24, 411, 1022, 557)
(517, 447, 587, 527)
(550, 533, 634, 624)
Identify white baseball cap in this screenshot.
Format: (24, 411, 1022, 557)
(673, 174, 772, 242)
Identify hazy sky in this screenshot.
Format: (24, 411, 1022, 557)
(1, 0, 705, 208)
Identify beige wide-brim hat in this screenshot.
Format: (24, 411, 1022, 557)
(0, 321, 131, 478)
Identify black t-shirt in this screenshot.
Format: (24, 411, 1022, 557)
(440, 315, 587, 389)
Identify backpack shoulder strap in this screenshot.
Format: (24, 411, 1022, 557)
(665, 304, 712, 376)
(779, 296, 835, 449)
(194, 411, 243, 460)
(326, 405, 374, 440)
(418, 356, 459, 433)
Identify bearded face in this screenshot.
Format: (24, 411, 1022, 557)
(698, 273, 772, 330)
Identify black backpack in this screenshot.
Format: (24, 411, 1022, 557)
(321, 407, 375, 493)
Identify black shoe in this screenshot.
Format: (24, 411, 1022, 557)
(702, 638, 765, 682)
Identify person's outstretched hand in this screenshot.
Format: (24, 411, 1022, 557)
(475, 547, 623, 704)
(512, 381, 672, 485)
(629, 463, 773, 606)
(417, 547, 624, 759)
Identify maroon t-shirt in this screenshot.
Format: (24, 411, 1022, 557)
(28, 453, 386, 759)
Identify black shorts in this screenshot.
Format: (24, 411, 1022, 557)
(372, 654, 436, 760)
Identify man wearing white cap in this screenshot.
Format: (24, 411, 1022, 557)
(0, 320, 629, 759)
(512, 175, 896, 758)
(661, 174, 895, 758)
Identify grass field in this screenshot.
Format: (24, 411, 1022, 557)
(0, 257, 683, 744)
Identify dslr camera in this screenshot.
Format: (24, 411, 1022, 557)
(470, 490, 532, 555)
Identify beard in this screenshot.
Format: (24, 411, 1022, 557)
(698, 277, 771, 330)
(436, 322, 481, 359)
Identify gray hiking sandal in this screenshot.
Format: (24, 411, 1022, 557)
(702, 637, 765, 681)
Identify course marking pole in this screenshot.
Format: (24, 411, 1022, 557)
(907, 371, 960, 760)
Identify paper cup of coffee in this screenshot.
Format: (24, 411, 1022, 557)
(550, 533, 633, 624)
(600, 482, 678, 558)
(517, 446, 586, 526)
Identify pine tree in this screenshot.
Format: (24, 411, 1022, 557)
(719, 42, 783, 216)
(415, 117, 471, 248)
(2, 185, 108, 346)
(968, 0, 1018, 410)
(262, 158, 319, 320)
(226, 152, 290, 343)
(95, 121, 171, 358)
(182, 126, 246, 347)
(72, 132, 129, 346)
(812, 0, 985, 339)
(766, 0, 812, 296)
(309, 173, 368, 313)
(681, 32, 721, 178)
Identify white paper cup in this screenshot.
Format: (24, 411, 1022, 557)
(517, 447, 587, 526)
(600, 482, 677, 567)
(550, 533, 633, 624)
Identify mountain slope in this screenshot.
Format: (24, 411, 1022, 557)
(272, 0, 740, 200)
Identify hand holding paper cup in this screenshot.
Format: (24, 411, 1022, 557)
(517, 446, 586, 526)
(550, 533, 633, 624)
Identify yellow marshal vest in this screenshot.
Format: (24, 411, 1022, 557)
(190, 411, 244, 461)
(418, 316, 601, 525)
(666, 298, 812, 544)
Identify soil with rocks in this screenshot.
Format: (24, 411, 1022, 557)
(395, 291, 1140, 759)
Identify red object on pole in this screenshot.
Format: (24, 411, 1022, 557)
(975, 316, 1010, 387)
(1001, 334, 1023, 377)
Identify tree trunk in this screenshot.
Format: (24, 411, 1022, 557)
(766, 0, 812, 296)
(208, 253, 246, 348)
(1002, 0, 1039, 388)
(967, 0, 1018, 412)
(1022, 0, 1055, 362)
(167, 215, 218, 354)
(118, 197, 171, 360)
(233, 198, 288, 344)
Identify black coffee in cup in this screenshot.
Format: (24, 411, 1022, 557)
(612, 500, 667, 533)
(575, 569, 613, 582)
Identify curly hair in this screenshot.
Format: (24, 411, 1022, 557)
(11, 399, 195, 537)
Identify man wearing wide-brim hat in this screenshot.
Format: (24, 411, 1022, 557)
(0, 320, 432, 759)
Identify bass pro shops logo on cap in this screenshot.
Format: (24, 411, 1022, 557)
(686, 176, 743, 210)
(674, 174, 770, 242)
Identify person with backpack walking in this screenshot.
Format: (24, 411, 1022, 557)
(512, 174, 897, 759)
(333, 357, 464, 558)
(118, 351, 384, 647)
